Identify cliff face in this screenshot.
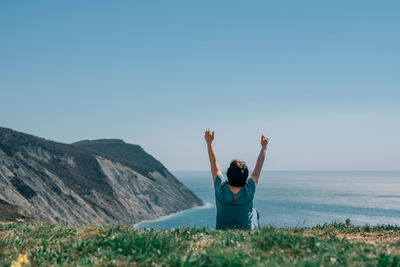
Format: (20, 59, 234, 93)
(0, 127, 203, 226)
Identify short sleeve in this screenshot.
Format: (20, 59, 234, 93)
(247, 178, 256, 194)
(214, 174, 225, 191)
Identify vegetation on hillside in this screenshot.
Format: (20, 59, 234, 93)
(72, 139, 170, 177)
(0, 200, 32, 223)
(1, 222, 400, 266)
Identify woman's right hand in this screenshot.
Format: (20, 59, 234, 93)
(261, 134, 269, 148)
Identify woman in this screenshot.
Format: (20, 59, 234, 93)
(204, 128, 269, 230)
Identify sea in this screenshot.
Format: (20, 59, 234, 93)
(136, 171, 400, 229)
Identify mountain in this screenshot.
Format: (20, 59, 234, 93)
(0, 127, 203, 226)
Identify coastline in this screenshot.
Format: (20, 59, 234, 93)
(132, 202, 213, 229)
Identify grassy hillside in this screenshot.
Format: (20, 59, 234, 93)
(1, 222, 400, 266)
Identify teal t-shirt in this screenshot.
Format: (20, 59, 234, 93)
(214, 174, 257, 230)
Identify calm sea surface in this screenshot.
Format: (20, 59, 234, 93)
(136, 171, 400, 229)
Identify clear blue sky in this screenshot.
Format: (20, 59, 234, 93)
(1, 1, 399, 171)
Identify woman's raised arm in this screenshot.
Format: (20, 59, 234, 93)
(250, 134, 269, 186)
(204, 128, 222, 183)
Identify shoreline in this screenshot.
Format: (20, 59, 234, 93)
(132, 202, 213, 229)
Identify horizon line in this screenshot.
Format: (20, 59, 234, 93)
(171, 169, 400, 172)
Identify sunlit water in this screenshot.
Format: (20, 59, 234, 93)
(136, 171, 400, 229)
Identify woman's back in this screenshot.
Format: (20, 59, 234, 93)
(214, 174, 257, 230)
(204, 129, 268, 230)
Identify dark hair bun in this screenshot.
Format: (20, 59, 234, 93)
(227, 160, 249, 187)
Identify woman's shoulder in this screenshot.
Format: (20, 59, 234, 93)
(245, 177, 256, 193)
(214, 173, 227, 189)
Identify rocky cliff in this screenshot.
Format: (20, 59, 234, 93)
(0, 127, 203, 226)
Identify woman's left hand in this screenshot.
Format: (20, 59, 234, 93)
(204, 128, 215, 144)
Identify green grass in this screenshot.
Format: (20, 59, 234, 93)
(1, 222, 400, 266)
